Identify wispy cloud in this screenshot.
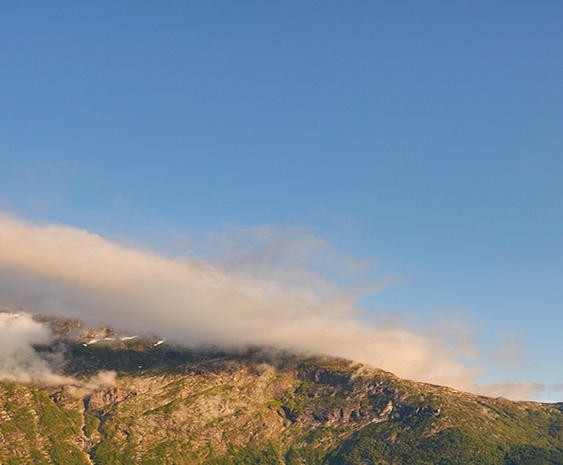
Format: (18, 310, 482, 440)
(0, 311, 115, 393)
(0, 311, 59, 384)
(0, 213, 546, 399)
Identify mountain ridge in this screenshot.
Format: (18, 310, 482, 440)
(1, 315, 563, 464)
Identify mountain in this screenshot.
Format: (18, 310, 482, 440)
(1, 317, 563, 464)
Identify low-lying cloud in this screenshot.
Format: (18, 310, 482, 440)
(0, 214, 544, 399)
(0, 311, 60, 384)
(0, 311, 115, 393)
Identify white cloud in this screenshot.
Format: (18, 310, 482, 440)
(0, 311, 58, 384)
(0, 311, 114, 392)
(0, 213, 546, 399)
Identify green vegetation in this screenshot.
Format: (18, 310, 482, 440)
(205, 441, 283, 465)
(49, 441, 90, 465)
(91, 439, 135, 465)
(30, 448, 50, 465)
(3, 343, 563, 464)
(84, 413, 100, 437)
(144, 397, 183, 415)
(1, 406, 36, 439)
(0, 382, 88, 465)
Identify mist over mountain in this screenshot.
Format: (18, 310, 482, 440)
(1, 319, 563, 465)
(0, 216, 558, 463)
(0, 214, 546, 400)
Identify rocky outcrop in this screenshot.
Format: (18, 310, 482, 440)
(2, 343, 563, 464)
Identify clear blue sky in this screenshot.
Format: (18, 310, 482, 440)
(1, 1, 562, 398)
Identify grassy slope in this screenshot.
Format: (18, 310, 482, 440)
(1, 343, 563, 464)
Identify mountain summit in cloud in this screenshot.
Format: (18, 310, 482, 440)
(0, 213, 544, 399)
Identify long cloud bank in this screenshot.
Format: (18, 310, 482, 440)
(0, 214, 543, 399)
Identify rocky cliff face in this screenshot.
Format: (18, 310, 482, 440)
(1, 330, 563, 464)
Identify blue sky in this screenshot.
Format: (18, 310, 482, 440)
(1, 1, 562, 399)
